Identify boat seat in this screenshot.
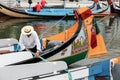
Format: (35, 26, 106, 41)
(46, 40, 63, 50)
(42, 38, 63, 52)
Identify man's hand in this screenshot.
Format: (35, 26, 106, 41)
(35, 50, 40, 57)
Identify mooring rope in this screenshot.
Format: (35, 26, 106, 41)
(31, 51, 48, 62)
(40, 15, 68, 38)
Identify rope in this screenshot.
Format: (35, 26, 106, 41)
(15, 44, 48, 62)
(65, 69, 73, 80)
(30, 51, 48, 62)
(40, 15, 67, 38)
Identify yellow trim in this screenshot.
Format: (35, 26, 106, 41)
(46, 21, 79, 42)
(78, 7, 108, 58)
(112, 56, 120, 64)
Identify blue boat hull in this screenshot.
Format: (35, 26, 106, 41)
(27, 8, 75, 16)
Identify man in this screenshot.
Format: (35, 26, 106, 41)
(16, 0, 20, 7)
(19, 26, 42, 57)
(40, 0, 47, 8)
(34, 2, 42, 12)
(28, 0, 32, 8)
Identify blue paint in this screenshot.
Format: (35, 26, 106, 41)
(89, 63, 102, 75)
(88, 76, 95, 80)
(88, 60, 110, 80)
(14, 44, 18, 51)
(26, 6, 107, 17)
(27, 8, 74, 16)
(14, 44, 21, 52)
(95, 60, 110, 80)
(40, 38, 43, 50)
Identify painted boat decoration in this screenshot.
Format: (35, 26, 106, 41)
(107, 0, 120, 14)
(0, 1, 109, 19)
(0, 7, 107, 67)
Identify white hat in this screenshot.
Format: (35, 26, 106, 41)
(21, 26, 34, 35)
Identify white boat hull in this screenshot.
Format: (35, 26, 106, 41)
(0, 51, 33, 67)
(0, 61, 67, 80)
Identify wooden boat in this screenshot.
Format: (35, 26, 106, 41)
(0, 1, 109, 19)
(0, 10, 84, 66)
(107, 0, 120, 14)
(0, 3, 74, 19)
(0, 7, 107, 67)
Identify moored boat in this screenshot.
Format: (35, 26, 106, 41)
(0, 1, 109, 19)
(89, 0, 109, 14)
(0, 7, 108, 67)
(107, 0, 120, 14)
(0, 2, 75, 19)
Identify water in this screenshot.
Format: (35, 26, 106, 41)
(0, 18, 76, 40)
(0, 16, 119, 48)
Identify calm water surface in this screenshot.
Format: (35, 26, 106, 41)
(0, 18, 76, 40)
(0, 16, 116, 44)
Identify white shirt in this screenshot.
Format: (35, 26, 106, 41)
(19, 31, 41, 52)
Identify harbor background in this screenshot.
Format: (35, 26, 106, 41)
(1, 0, 119, 8)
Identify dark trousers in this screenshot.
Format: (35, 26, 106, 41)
(23, 46, 37, 53)
(29, 46, 37, 53)
(33, 7, 36, 12)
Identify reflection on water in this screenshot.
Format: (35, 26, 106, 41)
(0, 18, 75, 40)
(0, 16, 113, 43)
